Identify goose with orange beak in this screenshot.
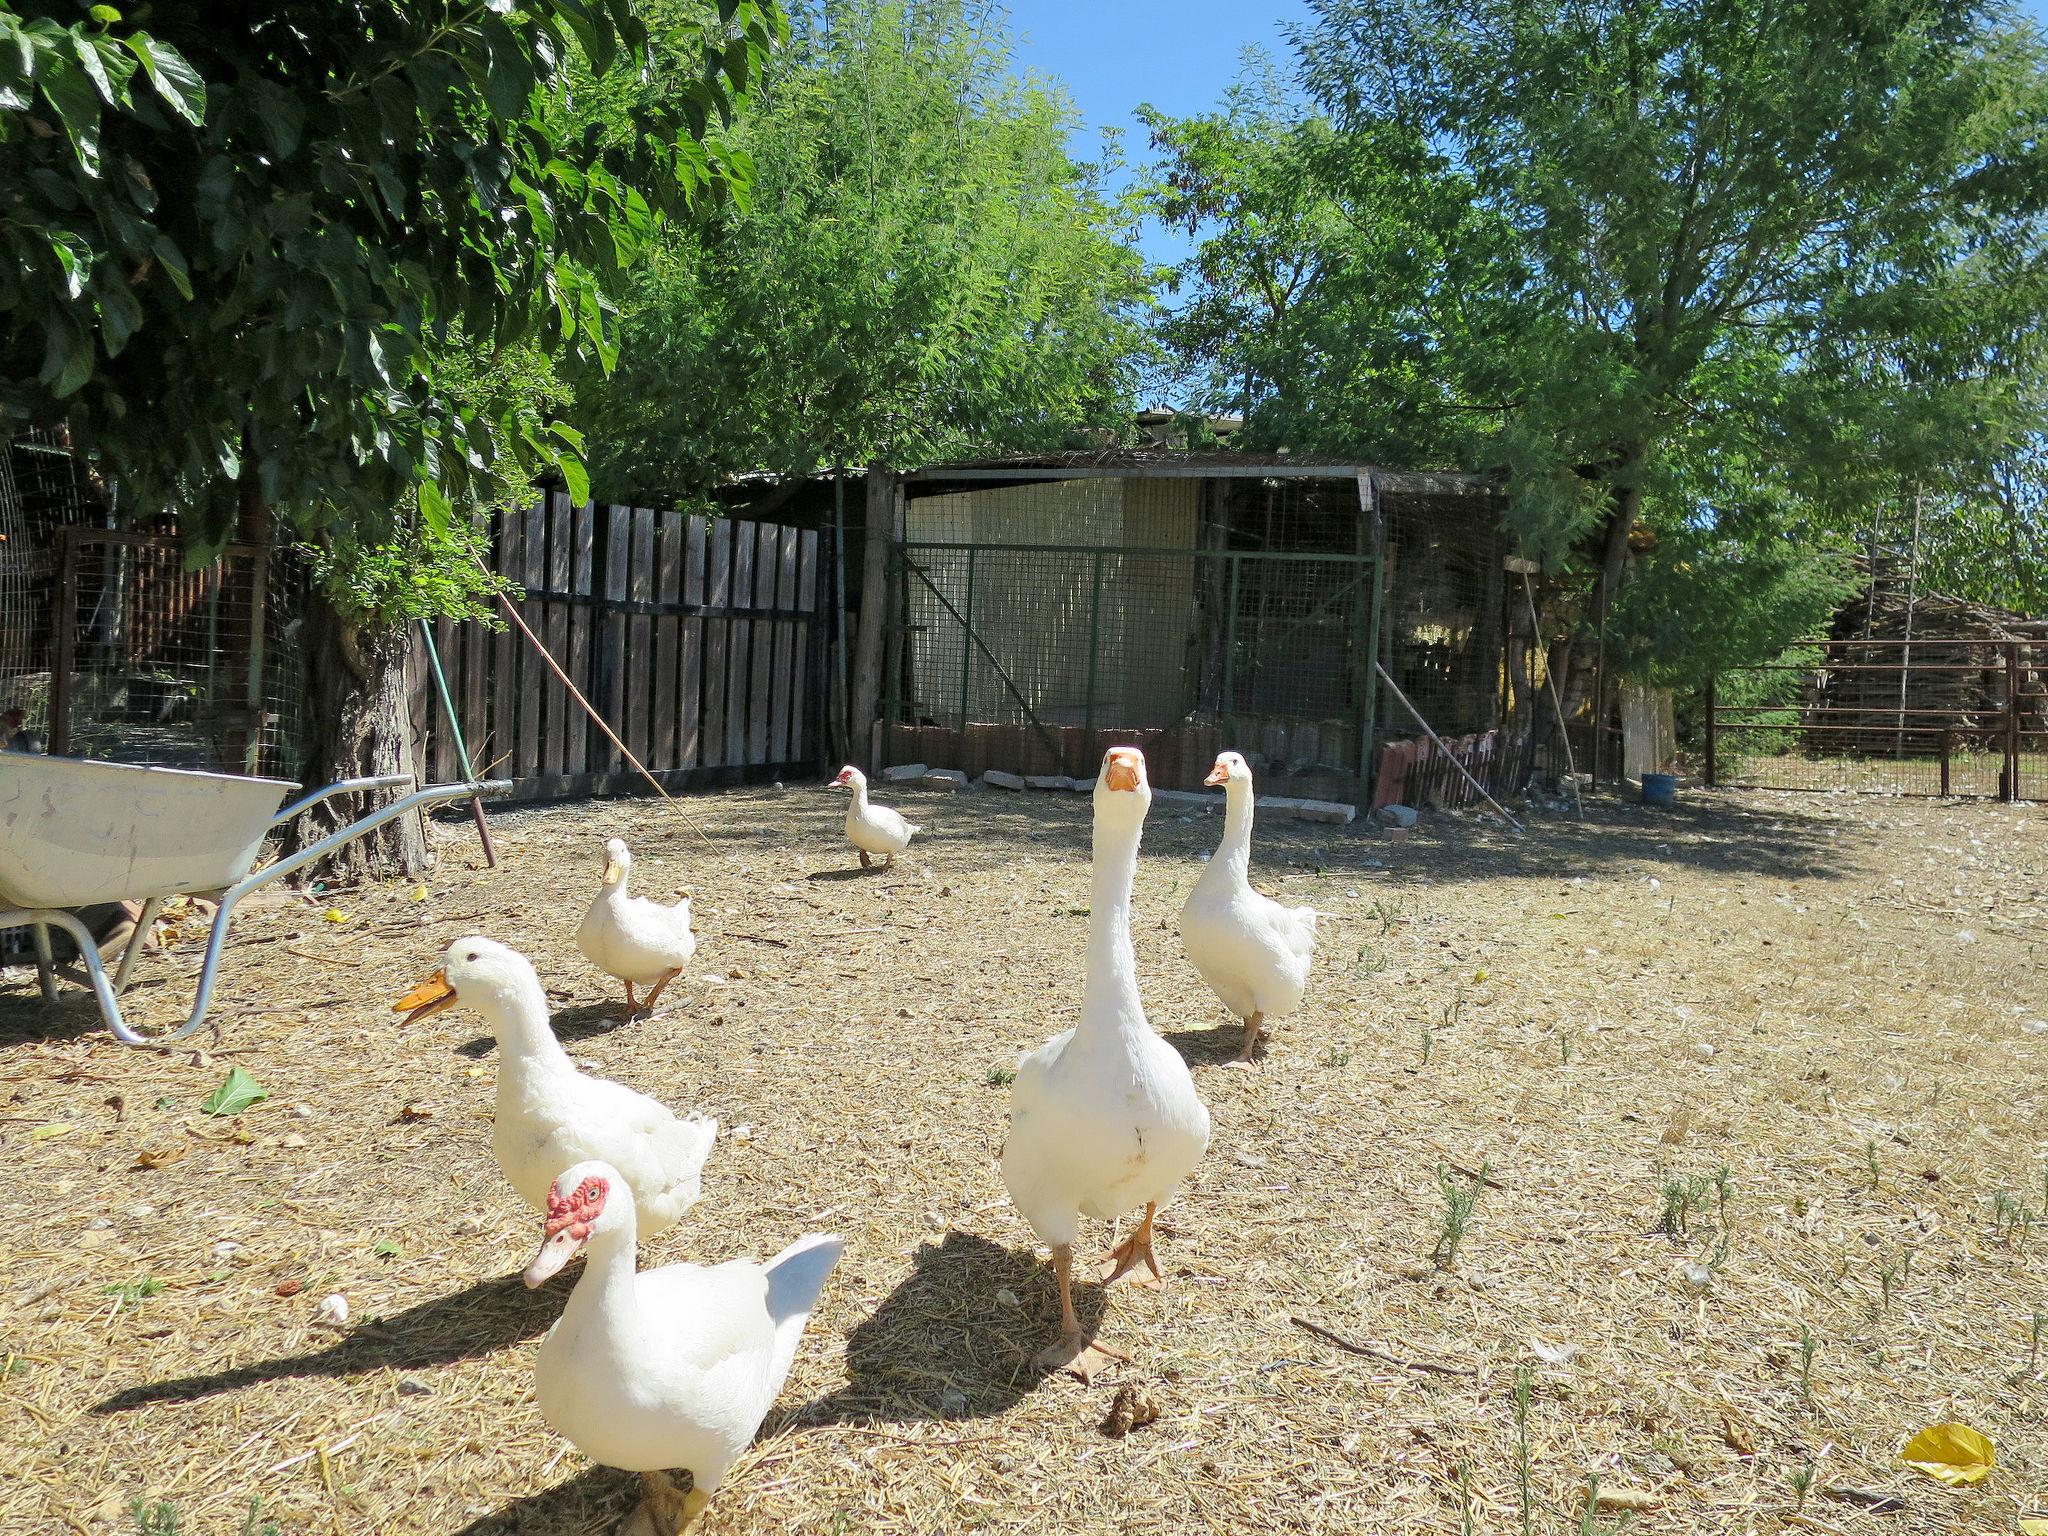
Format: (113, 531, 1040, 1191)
(392, 938, 716, 1243)
(576, 837, 696, 1019)
(1179, 751, 1319, 1064)
(999, 746, 1211, 1379)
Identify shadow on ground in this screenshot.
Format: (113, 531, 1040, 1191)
(93, 1271, 567, 1413)
(448, 1466, 635, 1536)
(804, 1229, 1102, 1426)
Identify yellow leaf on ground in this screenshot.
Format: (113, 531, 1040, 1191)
(410, 885, 429, 901)
(2018, 1518, 2048, 1536)
(323, 908, 351, 924)
(1901, 1422, 1994, 1485)
(30, 1122, 76, 1142)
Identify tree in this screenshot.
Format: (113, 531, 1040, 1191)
(1, 0, 782, 875)
(1151, 0, 2048, 695)
(576, 0, 1157, 503)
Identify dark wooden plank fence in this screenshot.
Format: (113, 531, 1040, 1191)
(420, 495, 830, 801)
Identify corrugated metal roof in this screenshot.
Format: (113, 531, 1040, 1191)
(904, 449, 1503, 496)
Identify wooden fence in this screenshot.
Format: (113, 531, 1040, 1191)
(421, 494, 831, 800)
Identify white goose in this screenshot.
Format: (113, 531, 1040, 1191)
(394, 939, 716, 1241)
(826, 765, 918, 868)
(577, 837, 696, 1018)
(1000, 746, 1211, 1380)
(1179, 751, 1318, 1065)
(524, 1160, 843, 1536)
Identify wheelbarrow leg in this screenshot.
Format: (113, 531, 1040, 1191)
(169, 888, 247, 1042)
(29, 920, 57, 1004)
(1, 907, 146, 1045)
(113, 896, 163, 995)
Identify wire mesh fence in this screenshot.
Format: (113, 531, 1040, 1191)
(42, 529, 307, 778)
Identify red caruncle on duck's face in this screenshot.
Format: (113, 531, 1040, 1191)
(544, 1174, 608, 1241)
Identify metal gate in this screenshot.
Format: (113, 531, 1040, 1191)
(1706, 636, 2046, 799)
(883, 541, 1382, 801)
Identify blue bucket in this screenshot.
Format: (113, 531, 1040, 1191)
(1641, 772, 1677, 807)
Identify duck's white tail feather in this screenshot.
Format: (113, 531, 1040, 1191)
(762, 1233, 844, 1397)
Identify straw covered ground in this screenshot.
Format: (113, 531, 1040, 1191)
(2, 781, 2045, 1536)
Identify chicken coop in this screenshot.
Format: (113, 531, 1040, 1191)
(863, 451, 1523, 808)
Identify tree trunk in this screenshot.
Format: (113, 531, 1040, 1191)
(285, 588, 430, 882)
(1558, 446, 1649, 723)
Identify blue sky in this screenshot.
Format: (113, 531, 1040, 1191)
(1006, 0, 2048, 270)
(1005, 1, 1309, 268)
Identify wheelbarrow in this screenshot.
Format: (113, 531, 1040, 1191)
(0, 754, 510, 1046)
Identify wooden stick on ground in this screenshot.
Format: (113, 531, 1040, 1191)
(1290, 1316, 1478, 1378)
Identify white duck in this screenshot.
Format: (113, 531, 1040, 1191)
(825, 765, 918, 868)
(1000, 745, 1211, 1380)
(1178, 751, 1318, 1065)
(577, 837, 696, 1018)
(394, 939, 716, 1241)
(524, 1159, 843, 1536)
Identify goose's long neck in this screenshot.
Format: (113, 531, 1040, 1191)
(486, 972, 571, 1073)
(1215, 780, 1255, 881)
(1079, 812, 1145, 1031)
(847, 779, 870, 815)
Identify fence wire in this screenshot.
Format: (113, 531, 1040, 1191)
(42, 530, 307, 778)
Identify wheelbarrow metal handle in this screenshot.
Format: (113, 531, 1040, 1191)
(269, 773, 418, 828)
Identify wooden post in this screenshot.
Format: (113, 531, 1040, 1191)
(848, 468, 898, 772)
(1703, 675, 1717, 788)
(50, 527, 78, 757)
(2005, 641, 2021, 803)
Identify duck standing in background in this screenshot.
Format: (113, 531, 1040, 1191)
(825, 765, 918, 869)
(577, 837, 697, 1019)
(1179, 751, 1318, 1066)
(1000, 746, 1210, 1380)
(524, 1159, 843, 1536)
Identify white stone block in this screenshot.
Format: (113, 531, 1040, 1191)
(1024, 774, 1074, 791)
(1375, 803, 1419, 828)
(1292, 798, 1357, 824)
(980, 769, 1027, 791)
(922, 769, 970, 790)
(882, 763, 928, 782)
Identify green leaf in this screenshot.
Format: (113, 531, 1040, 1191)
(558, 451, 590, 505)
(245, 77, 303, 157)
(38, 55, 102, 176)
(200, 1066, 268, 1118)
(89, 5, 123, 23)
(480, 18, 536, 122)
(124, 32, 205, 126)
(71, 33, 114, 104)
(418, 477, 452, 533)
(150, 233, 192, 299)
(49, 231, 90, 299)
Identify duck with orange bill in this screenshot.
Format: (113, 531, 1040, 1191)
(825, 764, 919, 868)
(524, 1159, 843, 1536)
(1178, 751, 1319, 1065)
(999, 745, 1211, 1380)
(394, 939, 716, 1243)
(576, 836, 697, 1019)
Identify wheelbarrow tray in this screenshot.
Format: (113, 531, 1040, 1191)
(0, 754, 297, 908)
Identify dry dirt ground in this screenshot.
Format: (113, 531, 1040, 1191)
(2, 781, 2045, 1536)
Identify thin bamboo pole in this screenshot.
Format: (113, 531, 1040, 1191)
(417, 619, 497, 866)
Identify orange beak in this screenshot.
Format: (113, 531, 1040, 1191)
(1103, 749, 1142, 792)
(1204, 760, 1229, 787)
(393, 968, 456, 1025)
